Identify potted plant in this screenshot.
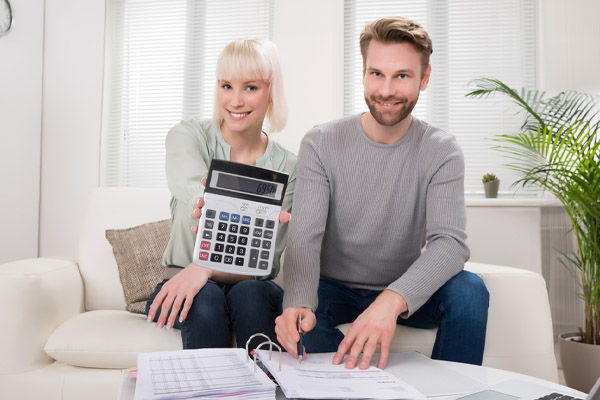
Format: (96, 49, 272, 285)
(482, 173, 500, 198)
(466, 78, 600, 392)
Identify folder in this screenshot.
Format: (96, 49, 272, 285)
(133, 347, 276, 400)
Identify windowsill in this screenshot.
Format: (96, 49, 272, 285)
(465, 195, 563, 207)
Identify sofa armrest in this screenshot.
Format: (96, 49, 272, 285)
(0, 258, 84, 374)
(466, 262, 558, 382)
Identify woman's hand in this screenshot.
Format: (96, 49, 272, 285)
(147, 263, 212, 328)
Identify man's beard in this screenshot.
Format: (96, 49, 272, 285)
(365, 95, 418, 127)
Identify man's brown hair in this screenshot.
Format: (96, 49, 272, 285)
(360, 16, 433, 76)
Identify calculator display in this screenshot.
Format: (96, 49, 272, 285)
(216, 173, 278, 198)
(210, 170, 285, 202)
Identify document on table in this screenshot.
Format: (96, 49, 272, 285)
(382, 352, 485, 397)
(134, 348, 276, 400)
(256, 350, 425, 399)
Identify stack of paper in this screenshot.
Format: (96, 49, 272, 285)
(256, 350, 425, 399)
(134, 348, 276, 400)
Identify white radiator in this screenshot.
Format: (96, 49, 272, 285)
(540, 206, 584, 367)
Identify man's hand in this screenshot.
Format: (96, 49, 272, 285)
(146, 263, 212, 328)
(275, 307, 316, 357)
(191, 178, 291, 235)
(333, 290, 407, 370)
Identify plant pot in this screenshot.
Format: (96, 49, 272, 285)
(483, 179, 500, 198)
(559, 332, 600, 393)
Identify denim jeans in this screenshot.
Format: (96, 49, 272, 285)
(145, 277, 283, 353)
(304, 270, 489, 365)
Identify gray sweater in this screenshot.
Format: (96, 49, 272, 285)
(282, 114, 469, 317)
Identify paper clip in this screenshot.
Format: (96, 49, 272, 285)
(253, 340, 282, 373)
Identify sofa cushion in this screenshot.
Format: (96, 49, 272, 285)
(44, 310, 182, 368)
(105, 220, 170, 314)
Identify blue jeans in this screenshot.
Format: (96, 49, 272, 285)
(146, 277, 283, 353)
(304, 270, 489, 365)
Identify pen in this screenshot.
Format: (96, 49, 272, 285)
(297, 315, 303, 363)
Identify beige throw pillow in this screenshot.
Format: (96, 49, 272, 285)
(105, 219, 170, 314)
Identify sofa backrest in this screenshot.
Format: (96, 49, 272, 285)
(78, 187, 172, 311)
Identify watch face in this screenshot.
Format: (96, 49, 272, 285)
(0, 0, 13, 35)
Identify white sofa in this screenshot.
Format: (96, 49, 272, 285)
(0, 187, 558, 400)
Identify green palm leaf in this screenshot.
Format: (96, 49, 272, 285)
(466, 78, 600, 344)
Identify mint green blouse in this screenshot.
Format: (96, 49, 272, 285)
(162, 118, 297, 280)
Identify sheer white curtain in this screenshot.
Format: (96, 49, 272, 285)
(102, 0, 273, 187)
(344, 0, 537, 195)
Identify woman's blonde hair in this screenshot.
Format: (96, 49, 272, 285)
(213, 38, 287, 132)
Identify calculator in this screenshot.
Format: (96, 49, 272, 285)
(192, 159, 289, 276)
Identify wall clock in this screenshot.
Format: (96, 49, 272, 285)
(0, 0, 13, 35)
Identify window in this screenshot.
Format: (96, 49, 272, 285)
(102, 0, 273, 187)
(344, 0, 537, 195)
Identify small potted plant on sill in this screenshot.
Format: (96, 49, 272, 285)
(482, 173, 499, 198)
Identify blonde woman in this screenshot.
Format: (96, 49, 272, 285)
(146, 38, 296, 351)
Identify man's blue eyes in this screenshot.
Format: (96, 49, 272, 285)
(371, 72, 408, 79)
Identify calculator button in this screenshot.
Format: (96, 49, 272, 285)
(204, 220, 214, 229)
(225, 245, 235, 254)
(240, 226, 250, 235)
(241, 216, 251, 225)
(206, 209, 216, 219)
(224, 256, 234, 264)
(230, 214, 240, 223)
(218, 222, 227, 231)
(249, 249, 259, 268)
(256, 209, 267, 215)
(210, 254, 222, 263)
(260, 251, 270, 260)
(235, 257, 245, 266)
(229, 225, 238, 233)
(202, 231, 212, 239)
(214, 243, 224, 252)
(266, 220, 275, 229)
(236, 247, 246, 256)
(264, 230, 273, 239)
(219, 212, 230, 221)
(227, 234, 237, 243)
(251, 238, 261, 247)
(259, 261, 269, 270)
(255, 218, 264, 227)
(262, 240, 271, 249)
(200, 241, 211, 250)
(198, 252, 209, 261)
(216, 233, 226, 242)
(253, 228, 263, 238)
(238, 236, 248, 245)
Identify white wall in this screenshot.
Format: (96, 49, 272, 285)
(272, 0, 344, 152)
(538, 0, 600, 94)
(38, 0, 105, 258)
(1, 0, 599, 263)
(0, 0, 44, 264)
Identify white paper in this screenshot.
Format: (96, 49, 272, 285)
(381, 352, 485, 397)
(256, 350, 425, 399)
(134, 348, 276, 400)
